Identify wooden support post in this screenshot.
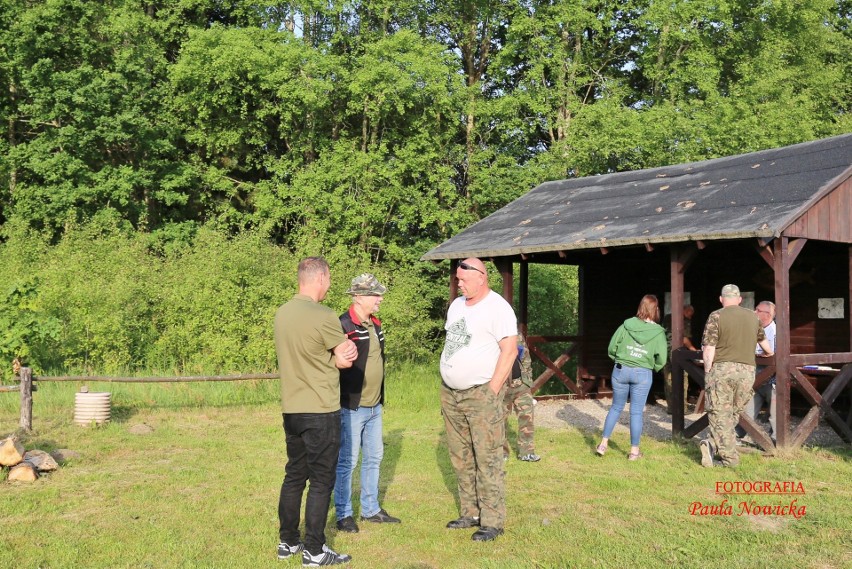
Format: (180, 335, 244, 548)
(449, 259, 459, 302)
(519, 261, 529, 337)
(497, 259, 513, 305)
(19, 367, 33, 432)
(670, 248, 685, 435)
(670, 244, 698, 436)
(774, 237, 792, 448)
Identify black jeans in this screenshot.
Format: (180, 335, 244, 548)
(278, 411, 341, 554)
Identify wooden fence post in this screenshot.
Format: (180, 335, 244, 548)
(19, 367, 33, 432)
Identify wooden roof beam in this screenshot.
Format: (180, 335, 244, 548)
(786, 238, 808, 268)
(754, 239, 775, 268)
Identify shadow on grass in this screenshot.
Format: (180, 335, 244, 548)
(555, 401, 618, 456)
(434, 431, 459, 513)
(379, 428, 404, 507)
(111, 404, 137, 423)
(505, 420, 518, 457)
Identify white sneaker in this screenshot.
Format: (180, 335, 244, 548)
(700, 440, 715, 468)
(302, 544, 351, 566)
(519, 453, 541, 462)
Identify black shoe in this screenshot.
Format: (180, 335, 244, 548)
(277, 540, 305, 559)
(471, 527, 503, 541)
(446, 516, 479, 529)
(361, 508, 401, 524)
(336, 516, 359, 533)
(302, 544, 351, 566)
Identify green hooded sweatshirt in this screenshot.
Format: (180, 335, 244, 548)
(607, 317, 668, 372)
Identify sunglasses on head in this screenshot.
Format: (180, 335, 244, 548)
(458, 261, 485, 275)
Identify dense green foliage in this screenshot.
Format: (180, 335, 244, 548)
(0, 222, 455, 377)
(0, 0, 849, 375)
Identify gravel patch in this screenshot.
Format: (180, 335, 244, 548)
(532, 396, 848, 448)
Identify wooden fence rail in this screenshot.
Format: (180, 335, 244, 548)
(3, 368, 278, 432)
(34, 373, 278, 383)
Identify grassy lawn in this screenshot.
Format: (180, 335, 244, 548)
(1, 363, 850, 569)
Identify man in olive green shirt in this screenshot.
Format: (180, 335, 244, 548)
(274, 257, 357, 566)
(700, 284, 773, 468)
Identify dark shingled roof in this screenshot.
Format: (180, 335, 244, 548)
(422, 133, 852, 261)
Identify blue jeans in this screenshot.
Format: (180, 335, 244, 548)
(602, 364, 653, 446)
(279, 412, 340, 555)
(335, 404, 384, 520)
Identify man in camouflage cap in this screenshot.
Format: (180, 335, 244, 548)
(345, 273, 388, 296)
(334, 273, 401, 534)
(699, 284, 774, 468)
(503, 331, 540, 462)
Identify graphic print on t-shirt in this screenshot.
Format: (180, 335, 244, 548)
(443, 318, 471, 361)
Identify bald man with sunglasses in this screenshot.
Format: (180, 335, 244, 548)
(440, 257, 518, 542)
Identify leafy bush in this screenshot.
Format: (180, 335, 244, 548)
(0, 222, 578, 379)
(148, 228, 294, 373)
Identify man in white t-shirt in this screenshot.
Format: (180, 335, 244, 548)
(440, 257, 518, 542)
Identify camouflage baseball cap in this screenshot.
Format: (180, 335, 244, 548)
(346, 273, 387, 295)
(720, 284, 741, 298)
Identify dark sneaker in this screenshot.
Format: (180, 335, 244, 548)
(277, 540, 304, 559)
(361, 508, 401, 524)
(336, 516, 359, 533)
(446, 516, 480, 529)
(302, 544, 351, 566)
(519, 453, 541, 462)
(471, 526, 503, 541)
(700, 439, 715, 468)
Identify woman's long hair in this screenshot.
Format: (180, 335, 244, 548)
(636, 294, 661, 323)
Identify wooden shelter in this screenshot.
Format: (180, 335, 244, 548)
(422, 133, 852, 449)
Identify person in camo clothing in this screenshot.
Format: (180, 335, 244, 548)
(503, 331, 540, 462)
(440, 257, 518, 543)
(699, 284, 774, 468)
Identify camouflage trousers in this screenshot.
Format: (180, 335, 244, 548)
(705, 362, 755, 467)
(441, 381, 506, 528)
(503, 380, 535, 456)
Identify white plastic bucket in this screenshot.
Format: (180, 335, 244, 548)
(74, 392, 111, 426)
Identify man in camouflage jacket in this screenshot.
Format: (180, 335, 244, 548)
(699, 285, 774, 468)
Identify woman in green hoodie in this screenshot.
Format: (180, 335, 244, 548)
(596, 295, 668, 460)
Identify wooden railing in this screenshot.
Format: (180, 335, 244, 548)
(2, 369, 277, 432)
(670, 348, 852, 449)
(524, 335, 615, 398)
